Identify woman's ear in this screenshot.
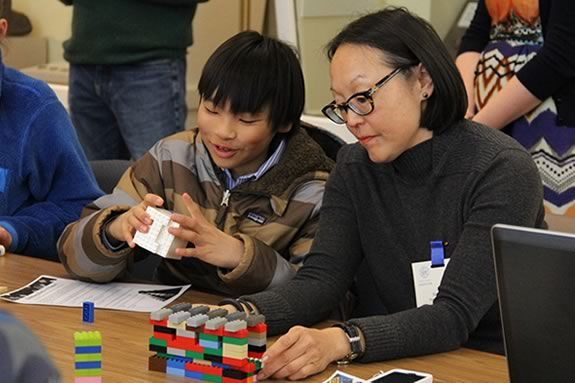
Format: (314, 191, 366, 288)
(416, 63, 434, 100)
(0, 19, 8, 40)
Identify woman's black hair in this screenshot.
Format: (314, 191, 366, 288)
(198, 31, 305, 132)
(326, 7, 466, 132)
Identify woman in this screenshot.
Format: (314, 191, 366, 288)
(456, 0, 575, 216)
(0, 10, 102, 260)
(227, 8, 545, 380)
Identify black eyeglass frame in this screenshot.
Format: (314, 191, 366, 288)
(321, 66, 407, 124)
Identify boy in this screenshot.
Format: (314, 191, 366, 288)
(58, 31, 334, 295)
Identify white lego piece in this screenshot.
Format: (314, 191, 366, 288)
(0, 245, 5, 256)
(133, 206, 187, 259)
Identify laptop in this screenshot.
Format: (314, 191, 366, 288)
(491, 224, 575, 383)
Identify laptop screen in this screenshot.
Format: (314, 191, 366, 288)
(491, 224, 575, 383)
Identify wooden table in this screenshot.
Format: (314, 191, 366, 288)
(0, 254, 509, 383)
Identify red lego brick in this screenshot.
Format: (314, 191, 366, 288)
(153, 331, 176, 341)
(223, 329, 249, 338)
(149, 318, 168, 326)
(247, 323, 267, 333)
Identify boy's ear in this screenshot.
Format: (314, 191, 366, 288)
(276, 123, 293, 134)
(0, 19, 7, 40)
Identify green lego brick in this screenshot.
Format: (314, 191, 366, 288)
(74, 331, 102, 347)
(74, 368, 102, 377)
(223, 336, 248, 346)
(74, 353, 102, 362)
(199, 333, 219, 342)
(203, 347, 223, 356)
(149, 336, 167, 347)
(186, 350, 204, 359)
(204, 374, 223, 383)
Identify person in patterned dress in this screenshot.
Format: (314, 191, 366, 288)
(456, 0, 575, 217)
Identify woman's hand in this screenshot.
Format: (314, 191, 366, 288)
(106, 193, 164, 247)
(257, 326, 351, 381)
(169, 193, 244, 269)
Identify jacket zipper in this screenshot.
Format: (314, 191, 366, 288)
(215, 189, 231, 230)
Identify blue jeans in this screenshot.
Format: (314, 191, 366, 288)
(68, 58, 187, 160)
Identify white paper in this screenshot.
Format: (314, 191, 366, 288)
(411, 259, 450, 307)
(0, 275, 191, 312)
(323, 370, 365, 383)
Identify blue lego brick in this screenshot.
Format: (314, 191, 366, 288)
(166, 366, 186, 377)
(82, 301, 95, 323)
(75, 361, 102, 369)
(185, 371, 204, 380)
(200, 339, 220, 349)
(75, 346, 102, 354)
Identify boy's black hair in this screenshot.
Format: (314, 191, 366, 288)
(198, 31, 305, 132)
(326, 7, 466, 133)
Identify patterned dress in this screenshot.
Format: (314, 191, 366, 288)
(474, 0, 575, 216)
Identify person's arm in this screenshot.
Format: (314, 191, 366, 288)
(455, 51, 481, 118)
(58, 147, 167, 282)
(0, 101, 102, 260)
(168, 179, 328, 295)
(475, 0, 575, 129)
(456, 0, 491, 118)
(59, 0, 73, 5)
(473, 77, 541, 129)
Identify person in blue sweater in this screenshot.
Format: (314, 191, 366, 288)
(0, 14, 102, 260)
(0, 310, 61, 383)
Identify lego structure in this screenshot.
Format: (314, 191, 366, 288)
(74, 330, 102, 383)
(133, 206, 187, 259)
(149, 303, 267, 382)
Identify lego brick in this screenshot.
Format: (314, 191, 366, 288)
(224, 320, 247, 333)
(82, 301, 95, 323)
(74, 377, 102, 383)
(133, 207, 187, 259)
(247, 322, 267, 334)
(166, 347, 187, 357)
(207, 308, 229, 319)
(185, 370, 204, 380)
(247, 344, 266, 353)
(170, 302, 193, 312)
(153, 331, 176, 342)
(74, 368, 102, 377)
(226, 312, 247, 322)
(166, 366, 186, 377)
(223, 329, 249, 338)
(246, 315, 265, 327)
(150, 308, 173, 321)
(189, 305, 211, 316)
(167, 336, 197, 350)
(203, 347, 223, 357)
(185, 350, 204, 359)
(149, 336, 168, 347)
(75, 353, 102, 362)
(75, 361, 102, 370)
(149, 344, 167, 354)
(203, 326, 225, 337)
(74, 331, 102, 347)
(153, 325, 177, 335)
(206, 317, 227, 330)
(176, 328, 197, 339)
(169, 311, 191, 326)
(204, 354, 223, 364)
(247, 338, 266, 347)
(75, 346, 102, 354)
(200, 338, 221, 349)
(223, 336, 248, 346)
(223, 368, 248, 380)
(187, 313, 209, 328)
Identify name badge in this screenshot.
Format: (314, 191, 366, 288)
(411, 258, 450, 307)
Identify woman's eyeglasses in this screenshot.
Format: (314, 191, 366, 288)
(321, 67, 405, 124)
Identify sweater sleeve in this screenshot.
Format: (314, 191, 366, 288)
(218, 180, 326, 294)
(58, 146, 167, 282)
(457, 0, 492, 55)
(516, 0, 575, 100)
(242, 149, 363, 333)
(0, 101, 102, 260)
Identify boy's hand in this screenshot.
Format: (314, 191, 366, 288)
(169, 193, 244, 269)
(0, 226, 13, 248)
(107, 193, 164, 247)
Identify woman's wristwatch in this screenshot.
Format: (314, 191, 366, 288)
(332, 322, 364, 365)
